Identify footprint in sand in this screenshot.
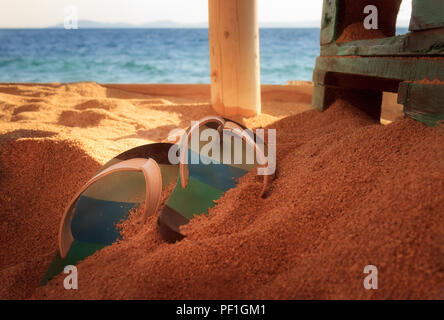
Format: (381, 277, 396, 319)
(10, 103, 52, 122)
(10, 114, 35, 122)
(12, 103, 41, 115)
(0, 129, 57, 140)
(58, 109, 108, 128)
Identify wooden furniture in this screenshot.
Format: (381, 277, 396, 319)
(312, 0, 444, 126)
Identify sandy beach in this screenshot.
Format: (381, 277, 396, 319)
(0, 82, 442, 299)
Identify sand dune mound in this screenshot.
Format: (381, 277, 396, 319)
(74, 98, 135, 111)
(29, 101, 443, 300)
(57, 82, 109, 98)
(12, 103, 42, 115)
(0, 84, 57, 98)
(0, 135, 100, 299)
(10, 102, 54, 122)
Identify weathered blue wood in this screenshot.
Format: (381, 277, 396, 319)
(409, 0, 444, 31)
(320, 0, 339, 45)
(321, 28, 444, 57)
(314, 56, 444, 81)
(313, 0, 444, 126)
(398, 81, 444, 126)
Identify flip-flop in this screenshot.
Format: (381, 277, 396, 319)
(158, 116, 273, 243)
(40, 142, 178, 285)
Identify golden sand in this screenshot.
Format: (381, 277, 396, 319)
(0, 82, 315, 164)
(0, 82, 410, 299)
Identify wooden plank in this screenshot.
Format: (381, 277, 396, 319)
(103, 83, 211, 99)
(315, 56, 444, 81)
(409, 0, 444, 31)
(102, 83, 311, 103)
(313, 69, 400, 92)
(321, 34, 406, 56)
(320, 0, 339, 45)
(0, 83, 312, 103)
(321, 28, 444, 57)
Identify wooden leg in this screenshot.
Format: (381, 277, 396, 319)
(398, 81, 444, 126)
(312, 83, 383, 121)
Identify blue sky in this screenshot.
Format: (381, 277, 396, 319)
(0, 0, 412, 28)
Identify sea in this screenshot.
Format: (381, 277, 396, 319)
(0, 28, 408, 84)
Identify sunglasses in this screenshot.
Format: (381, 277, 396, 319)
(41, 116, 273, 285)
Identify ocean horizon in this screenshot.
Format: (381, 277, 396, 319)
(0, 28, 408, 84)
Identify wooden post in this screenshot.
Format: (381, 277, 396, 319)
(208, 0, 261, 117)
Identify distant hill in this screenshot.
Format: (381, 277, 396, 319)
(49, 19, 410, 29)
(49, 20, 206, 29)
(49, 19, 322, 29)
